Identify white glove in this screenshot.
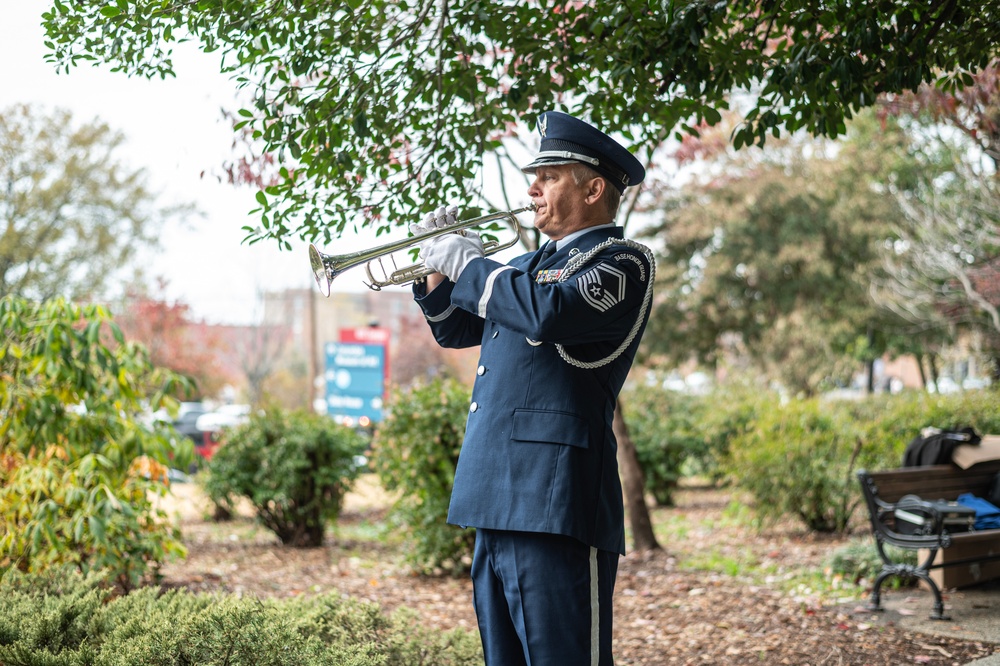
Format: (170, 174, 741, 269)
(409, 205, 458, 254)
(421, 233, 485, 282)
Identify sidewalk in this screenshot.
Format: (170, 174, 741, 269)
(851, 580, 1000, 664)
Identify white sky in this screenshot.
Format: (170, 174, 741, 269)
(0, 1, 390, 325)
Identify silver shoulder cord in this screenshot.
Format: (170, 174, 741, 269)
(554, 238, 657, 369)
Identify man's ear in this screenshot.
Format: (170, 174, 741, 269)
(584, 176, 606, 205)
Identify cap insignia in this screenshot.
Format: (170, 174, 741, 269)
(538, 115, 547, 138)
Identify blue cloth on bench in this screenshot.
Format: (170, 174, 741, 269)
(957, 493, 1000, 530)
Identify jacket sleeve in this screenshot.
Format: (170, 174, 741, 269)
(449, 245, 651, 346)
(412, 279, 485, 349)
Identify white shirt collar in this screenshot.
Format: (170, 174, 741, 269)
(552, 222, 616, 252)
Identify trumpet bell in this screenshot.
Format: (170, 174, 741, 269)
(308, 243, 334, 297)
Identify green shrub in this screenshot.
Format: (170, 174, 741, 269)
(0, 297, 192, 590)
(202, 409, 365, 546)
(0, 568, 482, 665)
(621, 383, 776, 505)
(938, 388, 1000, 438)
(826, 537, 917, 587)
(372, 377, 474, 574)
(727, 398, 865, 532)
(687, 382, 777, 480)
(839, 389, 1000, 472)
(621, 390, 701, 506)
(845, 392, 957, 470)
(726, 389, 1000, 533)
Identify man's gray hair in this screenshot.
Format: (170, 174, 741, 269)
(569, 163, 622, 220)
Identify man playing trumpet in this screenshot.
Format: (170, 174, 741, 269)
(411, 111, 654, 666)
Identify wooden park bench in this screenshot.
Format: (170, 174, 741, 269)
(856, 459, 1000, 620)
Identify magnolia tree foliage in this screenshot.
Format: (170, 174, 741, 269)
(39, 0, 1000, 245)
(0, 296, 192, 589)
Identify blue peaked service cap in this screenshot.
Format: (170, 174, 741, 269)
(520, 111, 645, 193)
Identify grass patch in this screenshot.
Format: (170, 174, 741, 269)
(679, 548, 760, 577)
(647, 493, 877, 602)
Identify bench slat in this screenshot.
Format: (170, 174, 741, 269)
(868, 462, 1000, 502)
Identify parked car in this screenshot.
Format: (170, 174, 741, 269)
(194, 404, 252, 460)
(171, 402, 209, 443)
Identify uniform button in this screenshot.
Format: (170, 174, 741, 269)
(492, 331, 499, 338)
(469, 402, 479, 412)
(477, 365, 486, 376)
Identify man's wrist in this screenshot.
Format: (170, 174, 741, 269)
(425, 273, 447, 292)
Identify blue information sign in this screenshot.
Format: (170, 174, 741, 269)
(324, 342, 385, 423)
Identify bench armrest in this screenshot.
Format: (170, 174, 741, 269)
(894, 495, 952, 536)
(857, 470, 954, 550)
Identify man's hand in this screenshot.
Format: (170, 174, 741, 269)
(421, 232, 485, 282)
(411, 205, 483, 285)
(410, 205, 459, 254)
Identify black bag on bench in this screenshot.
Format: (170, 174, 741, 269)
(894, 494, 976, 535)
(902, 426, 981, 467)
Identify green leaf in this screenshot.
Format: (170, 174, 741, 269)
(88, 516, 106, 544)
(353, 111, 369, 139)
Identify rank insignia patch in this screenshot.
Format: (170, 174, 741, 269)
(535, 269, 563, 284)
(577, 265, 627, 311)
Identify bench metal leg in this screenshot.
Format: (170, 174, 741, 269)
(923, 576, 950, 621)
(866, 564, 950, 621)
(865, 569, 890, 613)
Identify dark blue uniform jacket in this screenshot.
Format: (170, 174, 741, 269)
(413, 225, 653, 555)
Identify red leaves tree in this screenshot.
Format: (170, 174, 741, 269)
(115, 282, 237, 400)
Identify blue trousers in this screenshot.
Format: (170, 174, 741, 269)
(471, 528, 619, 666)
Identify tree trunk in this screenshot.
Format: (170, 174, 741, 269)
(928, 354, 941, 393)
(613, 400, 661, 552)
(915, 352, 928, 389)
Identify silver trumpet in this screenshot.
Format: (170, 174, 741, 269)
(308, 204, 536, 295)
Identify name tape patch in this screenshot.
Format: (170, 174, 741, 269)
(614, 252, 646, 281)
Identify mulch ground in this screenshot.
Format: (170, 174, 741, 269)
(157, 479, 999, 665)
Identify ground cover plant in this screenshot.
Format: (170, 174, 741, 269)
(0, 566, 481, 666)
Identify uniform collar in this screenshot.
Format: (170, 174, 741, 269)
(551, 222, 617, 252)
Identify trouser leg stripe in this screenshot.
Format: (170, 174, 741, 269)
(590, 546, 599, 666)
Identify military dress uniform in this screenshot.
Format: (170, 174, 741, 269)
(413, 111, 652, 666)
